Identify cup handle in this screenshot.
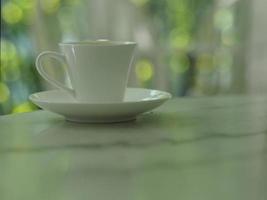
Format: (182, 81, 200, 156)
(35, 51, 74, 95)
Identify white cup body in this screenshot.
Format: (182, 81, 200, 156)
(59, 41, 136, 103)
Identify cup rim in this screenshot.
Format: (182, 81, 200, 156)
(59, 40, 136, 46)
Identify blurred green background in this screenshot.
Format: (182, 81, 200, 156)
(1, 0, 265, 115)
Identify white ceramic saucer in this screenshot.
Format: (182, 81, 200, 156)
(29, 88, 171, 123)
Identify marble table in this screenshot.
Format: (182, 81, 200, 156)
(0, 96, 267, 200)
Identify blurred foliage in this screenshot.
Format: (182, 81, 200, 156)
(1, 0, 241, 115)
(135, 59, 154, 84)
(1, 0, 39, 114)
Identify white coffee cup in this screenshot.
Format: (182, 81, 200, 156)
(35, 40, 136, 103)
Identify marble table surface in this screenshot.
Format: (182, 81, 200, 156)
(0, 95, 267, 200)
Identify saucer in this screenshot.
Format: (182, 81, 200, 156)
(29, 88, 171, 123)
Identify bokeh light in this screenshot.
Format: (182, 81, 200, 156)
(41, 0, 61, 15)
(0, 82, 10, 103)
(2, 2, 23, 24)
(15, 0, 35, 10)
(1, 39, 21, 82)
(135, 59, 154, 82)
(214, 8, 234, 32)
(170, 34, 190, 49)
(1, 62, 20, 82)
(1, 39, 17, 61)
(14, 0, 36, 24)
(12, 102, 36, 113)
